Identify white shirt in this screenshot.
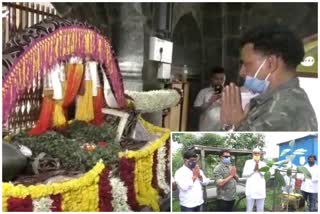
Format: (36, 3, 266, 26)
(240, 88, 259, 110)
(242, 159, 267, 199)
(174, 165, 210, 208)
(282, 175, 295, 193)
(301, 163, 318, 193)
(194, 87, 221, 131)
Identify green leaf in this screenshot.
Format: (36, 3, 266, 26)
(293, 148, 307, 155)
(297, 166, 312, 179)
(264, 171, 271, 182)
(289, 140, 295, 148)
(287, 154, 296, 162)
(286, 168, 292, 176)
(275, 170, 286, 187)
(266, 160, 274, 167)
(280, 149, 291, 157)
(274, 160, 288, 166)
(259, 166, 270, 173)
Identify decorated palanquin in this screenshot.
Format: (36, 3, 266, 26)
(2, 17, 179, 212)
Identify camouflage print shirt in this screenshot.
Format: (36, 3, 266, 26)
(237, 78, 317, 131)
(213, 163, 237, 201)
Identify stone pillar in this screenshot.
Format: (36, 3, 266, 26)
(116, 3, 145, 91)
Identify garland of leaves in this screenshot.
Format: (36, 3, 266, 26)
(11, 121, 119, 172)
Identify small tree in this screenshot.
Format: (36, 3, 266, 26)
(259, 140, 312, 211)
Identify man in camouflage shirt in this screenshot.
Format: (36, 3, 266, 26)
(221, 23, 317, 131)
(213, 150, 238, 211)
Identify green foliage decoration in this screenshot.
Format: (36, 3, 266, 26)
(11, 121, 120, 172)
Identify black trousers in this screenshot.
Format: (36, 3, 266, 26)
(217, 199, 235, 212)
(180, 205, 201, 212)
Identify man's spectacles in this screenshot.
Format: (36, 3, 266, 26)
(223, 156, 231, 158)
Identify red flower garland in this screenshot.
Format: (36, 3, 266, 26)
(28, 96, 55, 136)
(50, 194, 62, 212)
(119, 157, 141, 211)
(91, 87, 105, 126)
(165, 140, 171, 185)
(98, 166, 113, 211)
(7, 196, 33, 212)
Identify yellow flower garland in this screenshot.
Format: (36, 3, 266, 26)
(119, 117, 170, 159)
(119, 117, 170, 211)
(3, 118, 170, 212)
(2, 162, 104, 211)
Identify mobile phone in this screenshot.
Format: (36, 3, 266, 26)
(214, 85, 222, 94)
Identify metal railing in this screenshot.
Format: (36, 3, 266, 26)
(2, 2, 58, 46)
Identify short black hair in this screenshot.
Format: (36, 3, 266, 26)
(210, 66, 225, 77)
(183, 150, 198, 159)
(219, 149, 231, 157)
(308, 155, 317, 161)
(240, 23, 304, 69)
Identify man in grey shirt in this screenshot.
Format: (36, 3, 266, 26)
(213, 150, 239, 211)
(221, 23, 317, 131)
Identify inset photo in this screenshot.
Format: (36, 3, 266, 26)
(172, 132, 318, 212)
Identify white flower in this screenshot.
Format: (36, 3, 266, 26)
(32, 197, 53, 212)
(157, 146, 170, 194)
(125, 89, 180, 113)
(110, 177, 132, 212)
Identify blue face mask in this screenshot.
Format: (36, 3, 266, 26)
(222, 157, 231, 165)
(244, 59, 271, 93)
(188, 160, 197, 169)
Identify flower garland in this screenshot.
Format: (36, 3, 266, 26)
(152, 150, 160, 193)
(98, 167, 113, 211)
(134, 153, 160, 211)
(125, 89, 181, 113)
(3, 118, 170, 212)
(157, 145, 170, 195)
(2, 161, 105, 211)
(119, 157, 141, 211)
(165, 140, 171, 185)
(110, 177, 132, 212)
(50, 194, 62, 211)
(118, 117, 170, 211)
(3, 25, 127, 124)
(7, 196, 33, 211)
(32, 197, 53, 212)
